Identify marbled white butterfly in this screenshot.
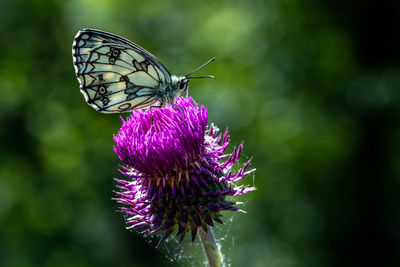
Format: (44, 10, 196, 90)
(72, 29, 214, 113)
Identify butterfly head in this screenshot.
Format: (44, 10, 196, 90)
(171, 76, 189, 93)
(177, 76, 190, 92)
(165, 76, 189, 105)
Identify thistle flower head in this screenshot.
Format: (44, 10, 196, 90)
(113, 96, 255, 245)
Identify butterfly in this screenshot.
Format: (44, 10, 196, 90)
(72, 29, 215, 113)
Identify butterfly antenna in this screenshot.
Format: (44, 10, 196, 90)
(186, 75, 215, 79)
(185, 57, 216, 78)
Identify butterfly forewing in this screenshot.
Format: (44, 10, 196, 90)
(72, 29, 172, 113)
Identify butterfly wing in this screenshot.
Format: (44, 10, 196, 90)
(72, 29, 171, 113)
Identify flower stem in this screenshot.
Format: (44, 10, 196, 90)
(198, 227, 222, 267)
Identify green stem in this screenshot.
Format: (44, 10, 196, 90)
(198, 227, 222, 267)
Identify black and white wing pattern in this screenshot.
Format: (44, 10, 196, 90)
(72, 29, 172, 113)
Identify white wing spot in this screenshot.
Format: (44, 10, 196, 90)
(147, 65, 158, 80)
(126, 71, 158, 87)
(126, 50, 145, 62)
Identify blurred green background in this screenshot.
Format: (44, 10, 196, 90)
(1, 0, 399, 266)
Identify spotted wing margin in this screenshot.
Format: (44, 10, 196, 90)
(72, 28, 171, 113)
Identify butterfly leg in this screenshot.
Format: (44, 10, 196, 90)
(172, 103, 185, 122)
(149, 103, 163, 125)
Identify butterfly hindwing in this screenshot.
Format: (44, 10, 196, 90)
(72, 29, 172, 113)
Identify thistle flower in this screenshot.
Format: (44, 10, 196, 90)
(113, 96, 255, 247)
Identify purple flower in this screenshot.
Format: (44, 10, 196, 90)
(113, 96, 255, 245)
